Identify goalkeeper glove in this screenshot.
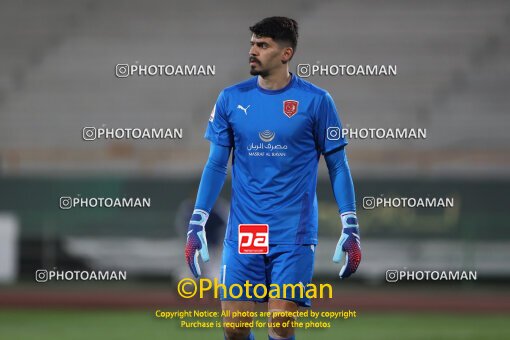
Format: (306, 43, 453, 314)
(333, 211, 361, 279)
(185, 209, 209, 278)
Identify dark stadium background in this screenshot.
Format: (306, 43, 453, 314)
(0, 0, 509, 339)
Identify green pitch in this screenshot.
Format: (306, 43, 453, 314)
(0, 309, 508, 340)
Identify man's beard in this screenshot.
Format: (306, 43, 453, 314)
(250, 66, 269, 77)
(249, 57, 269, 77)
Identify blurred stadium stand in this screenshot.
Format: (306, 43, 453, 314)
(0, 0, 509, 283)
(0, 0, 508, 177)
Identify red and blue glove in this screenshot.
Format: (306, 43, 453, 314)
(333, 212, 362, 279)
(185, 209, 209, 278)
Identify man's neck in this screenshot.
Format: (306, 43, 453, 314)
(257, 68, 292, 91)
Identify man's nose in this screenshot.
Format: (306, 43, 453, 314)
(249, 45, 258, 56)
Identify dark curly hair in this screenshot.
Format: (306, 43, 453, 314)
(249, 16, 299, 51)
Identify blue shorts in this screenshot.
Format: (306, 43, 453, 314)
(219, 239, 316, 307)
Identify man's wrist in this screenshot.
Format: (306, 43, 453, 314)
(190, 209, 209, 227)
(340, 211, 358, 229)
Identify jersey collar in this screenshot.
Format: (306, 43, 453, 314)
(256, 73, 296, 95)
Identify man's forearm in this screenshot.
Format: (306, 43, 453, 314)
(194, 142, 231, 212)
(324, 147, 356, 213)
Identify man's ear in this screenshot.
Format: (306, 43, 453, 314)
(281, 47, 294, 64)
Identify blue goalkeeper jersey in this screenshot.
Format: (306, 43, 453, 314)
(205, 73, 348, 245)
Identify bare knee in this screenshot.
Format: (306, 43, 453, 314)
(222, 301, 255, 340)
(224, 326, 251, 340)
(268, 299, 298, 339)
(270, 316, 294, 338)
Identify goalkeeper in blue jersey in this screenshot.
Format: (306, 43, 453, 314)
(185, 17, 361, 340)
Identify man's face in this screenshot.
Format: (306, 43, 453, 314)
(249, 34, 289, 77)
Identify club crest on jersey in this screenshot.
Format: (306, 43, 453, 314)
(283, 100, 299, 118)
